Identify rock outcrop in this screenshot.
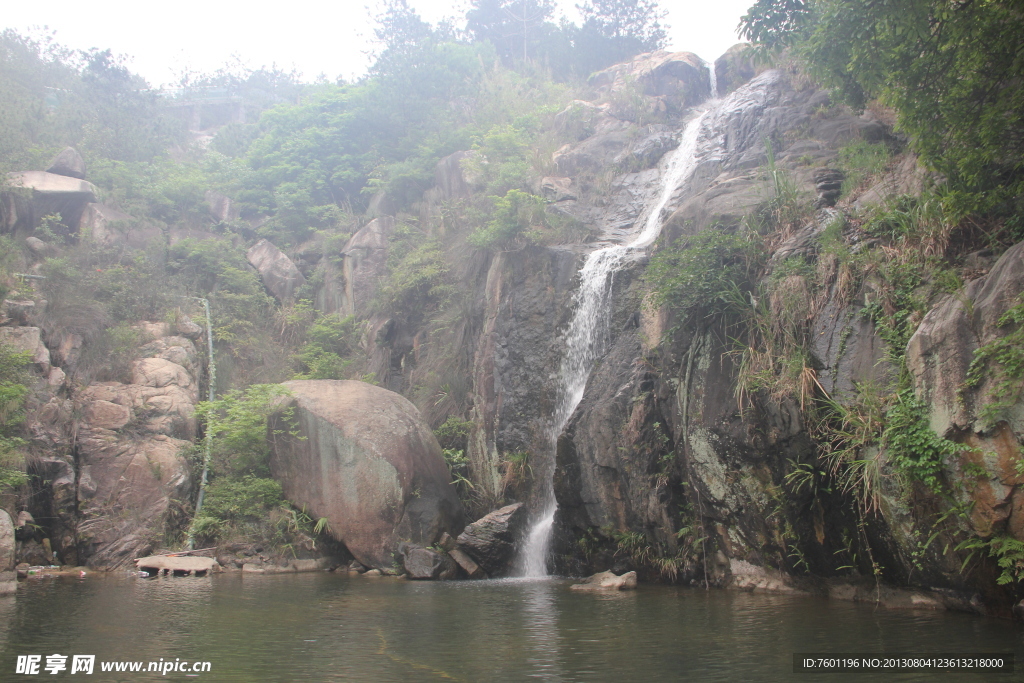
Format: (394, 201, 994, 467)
(73, 328, 199, 568)
(907, 242, 1024, 540)
(589, 51, 711, 116)
(267, 380, 464, 569)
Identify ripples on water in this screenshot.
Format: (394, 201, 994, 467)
(1, 574, 1021, 682)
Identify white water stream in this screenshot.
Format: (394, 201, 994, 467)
(518, 99, 720, 577)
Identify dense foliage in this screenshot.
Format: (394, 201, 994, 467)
(740, 0, 1024, 217)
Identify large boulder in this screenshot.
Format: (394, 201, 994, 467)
(267, 380, 465, 569)
(80, 203, 159, 249)
(246, 239, 306, 303)
(455, 502, 529, 576)
(570, 570, 638, 591)
(589, 51, 712, 116)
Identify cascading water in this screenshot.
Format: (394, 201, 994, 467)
(517, 104, 718, 578)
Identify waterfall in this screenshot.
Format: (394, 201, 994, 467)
(709, 57, 719, 99)
(517, 104, 717, 578)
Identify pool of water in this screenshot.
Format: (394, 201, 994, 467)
(1, 573, 1021, 681)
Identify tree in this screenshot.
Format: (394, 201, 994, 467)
(371, 0, 436, 73)
(573, 0, 668, 75)
(577, 0, 666, 46)
(466, 0, 556, 64)
(740, 0, 1024, 212)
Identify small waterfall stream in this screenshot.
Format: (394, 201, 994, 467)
(517, 102, 719, 577)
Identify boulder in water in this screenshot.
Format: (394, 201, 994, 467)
(455, 503, 528, 577)
(398, 544, 458, 580)
(268, 380, 465, 570)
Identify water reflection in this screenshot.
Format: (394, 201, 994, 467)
(0, 575, 1021, 682)
(513, 578, 563, 680)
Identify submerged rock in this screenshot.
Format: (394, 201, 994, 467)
(571, 571, 638, 591)
(455, 503, 529, 577)
(268, 380, 464, 570)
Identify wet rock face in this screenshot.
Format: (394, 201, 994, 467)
(268, 380, 464, 570)
(550, 68, 903, 585)
(455, 502, 528, 577)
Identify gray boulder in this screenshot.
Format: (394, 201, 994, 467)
(338, 216, 395, 315)
(399, 544, 458, 580)
(46, 147, 87, 179)
(714, 44, 757, 96)
(268, 380, 465, 570)
(455, 502, 528, 577)
(246, 239, 306, 303)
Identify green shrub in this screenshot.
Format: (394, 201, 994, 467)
(468, 189, 548, 250)
(966, 296, 1024, 427)
(0, 342, 31, 492)
(883, 388, 961, 493)
(836, 140, 890, 197)
(646, 228, 763, 322)
(199, 475, 284, 523)
(377, 226, 453, 312)
(195, 384, 291, 477)
(293, 313, 361, 380)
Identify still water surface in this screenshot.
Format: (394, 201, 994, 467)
(1, 573, 1021, 682)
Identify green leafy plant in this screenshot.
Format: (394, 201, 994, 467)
(194, 384, 291, 477)
(956, 535, 1024, 586)
(468, 189, 548, 250)
(836, 139, 890, 197)
(965, 296, 1024, 426)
